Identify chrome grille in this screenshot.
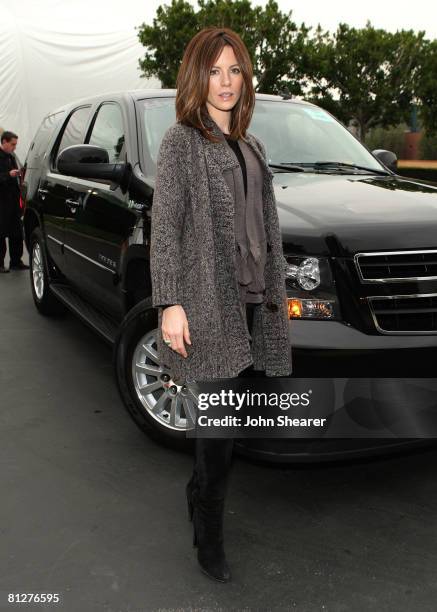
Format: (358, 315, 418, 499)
(355, 249, 437, 283)
(368, 293, 437, 334)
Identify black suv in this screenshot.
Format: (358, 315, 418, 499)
(22, 90, 437, 462)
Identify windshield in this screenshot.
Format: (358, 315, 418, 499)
(137, 97, 384, 175)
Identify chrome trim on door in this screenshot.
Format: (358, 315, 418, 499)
(45, 172, 70, 186)
(67, 176, 111, 191)
(47, 234, 63, 246)
(63, 243, 117, 274)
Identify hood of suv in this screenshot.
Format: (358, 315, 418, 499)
(275, 172, 437, 256)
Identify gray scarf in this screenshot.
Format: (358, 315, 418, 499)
(222, 137, 267, 299)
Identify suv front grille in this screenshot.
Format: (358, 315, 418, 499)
(355, 249, 437, 283)
(368, 293, 437, 334)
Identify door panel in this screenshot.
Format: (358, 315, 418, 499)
(63, 177, 136, 318)
(62, 101, 139, 318)
(39, 172, 68, 272)
(42, 105, 93, 275)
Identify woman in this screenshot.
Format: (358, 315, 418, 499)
(150, 27, 292, 583)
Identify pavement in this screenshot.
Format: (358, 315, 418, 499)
(1, 249, 437, 612)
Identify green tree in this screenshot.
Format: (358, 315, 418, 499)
(138, 3, 433, 141)
(419, 131, 437, 159)
(305, 22, 426, 141)
(364, 123, 408, 158)
(415, 40, 437, 135)
(137, 0, 311, 95)
(137, 0, 198, 88)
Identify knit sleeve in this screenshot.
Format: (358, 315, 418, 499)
(150, 124, 189, 308)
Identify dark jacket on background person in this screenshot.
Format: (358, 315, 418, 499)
(150, 115, 292, 384)
(0, 147, 21, 234)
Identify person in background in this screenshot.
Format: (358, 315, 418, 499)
(0, 131, 29, 273)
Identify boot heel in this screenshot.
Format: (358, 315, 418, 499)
(191, 500, 231, 582)
(192, 521, 198, 547)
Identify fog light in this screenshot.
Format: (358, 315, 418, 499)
(288, 298, 334, 319)
(289, 299, 302, 317)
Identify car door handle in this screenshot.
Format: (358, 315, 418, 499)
(66, 198, 83, 209)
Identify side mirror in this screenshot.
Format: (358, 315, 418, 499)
(57, 144, 127, 184)
(372, 149, 398, 173)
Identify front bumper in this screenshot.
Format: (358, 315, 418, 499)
(290, 319, 437, 350)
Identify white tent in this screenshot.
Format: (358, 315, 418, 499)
(0, 0, 161, 161)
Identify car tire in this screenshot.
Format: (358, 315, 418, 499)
(114, 298, 196, 453)
(29, 227, 66, 316)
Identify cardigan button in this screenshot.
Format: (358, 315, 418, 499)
(266, 302, 278, 312)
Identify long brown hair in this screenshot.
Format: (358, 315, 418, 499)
(175, 27, 255, 142)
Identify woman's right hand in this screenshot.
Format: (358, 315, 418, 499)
(162, 305, 192, 358)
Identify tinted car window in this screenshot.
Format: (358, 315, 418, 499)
(87, 103, 125, 163)
(137, 98, 176, 175)
(249, 101, 382, 168)
(26, 111, 66, 169)
(136, 97, 384, 175)
(54, 105, 91, 169)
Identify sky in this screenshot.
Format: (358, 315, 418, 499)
(2, 0, 435, 157)
(260, 0, 437, 40)
(139, 0, 437, 41)
(2, 0, 436, 40)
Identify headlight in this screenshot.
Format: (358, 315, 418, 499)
(286, 257, 320, 290)
(284, 255, 340, 320)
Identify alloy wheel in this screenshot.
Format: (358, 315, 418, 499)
(131, 329, 199, 431)
(32, 242, 44, 300)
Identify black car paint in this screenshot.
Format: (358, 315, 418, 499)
(21, 89, 437, 461)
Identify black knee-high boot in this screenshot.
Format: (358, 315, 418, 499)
(186, 303, 261, 583)
(190, 436, 234, 582)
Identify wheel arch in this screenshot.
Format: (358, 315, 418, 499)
(23, 209, 41, 251)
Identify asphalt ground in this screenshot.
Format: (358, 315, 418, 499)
(1, 249, 437, 612)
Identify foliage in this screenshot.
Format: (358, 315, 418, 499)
(364, 123, 408, 158)
(415, 40, 437, 135)
(137, 3, 435, 138)
(137, 0, 198, 88)
(306, 22, 426, 141)
(137, 0, 311, 94)
(419, 131, 437, 159)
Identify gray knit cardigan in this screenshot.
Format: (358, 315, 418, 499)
(150, 115, 293, 384)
